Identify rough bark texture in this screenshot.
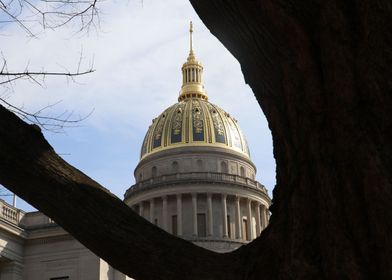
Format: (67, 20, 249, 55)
(0, 1, 391, 279)
(190, 0, 392, 279)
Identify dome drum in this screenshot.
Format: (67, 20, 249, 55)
(125, 189, 270, 253)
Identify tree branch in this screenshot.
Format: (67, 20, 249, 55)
(0, 104, 242, 280)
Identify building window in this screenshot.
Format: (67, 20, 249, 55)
(50, 277, 69, 280)
(242, 218, 250, 241)
(220, 161, 228, 173)
(197, 213, 206, 237)
(227, 215, 231, 238)
(240, 166, 245, 177)
(172, 215, 178, 236)
(154, 218, 158, 226)
(138, 173, 143, 181)
(152, 166, 157, 177)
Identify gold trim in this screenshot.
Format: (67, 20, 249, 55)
(200, 100, 212, 143)
(215, 104, 230, 145)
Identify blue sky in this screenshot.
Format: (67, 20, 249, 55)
(1, 0, 276, 211)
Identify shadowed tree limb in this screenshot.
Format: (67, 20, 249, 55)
(0, 104, 243, 280)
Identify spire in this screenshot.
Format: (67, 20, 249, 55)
(179, 21, 207, 101)
(189, 21, 193, 53)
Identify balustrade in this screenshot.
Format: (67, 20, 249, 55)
(129, 171, 268, 197)
(0, 200, 23, 225)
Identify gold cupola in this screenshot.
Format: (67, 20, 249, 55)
(178, 21, 207, 101)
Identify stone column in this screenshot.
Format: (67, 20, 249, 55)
(255, 201, 261, 236)
(139, 201, 144, 218)
(207, 193, 213, 236)
(149, 198, 155, 223)
(162, 196, 168, 231)
(222, 194, 228, 238)
(176, 194, 182, 236)
(266, 207, 270, 223)
(247, 199, 253, 240)
(261, 204, 267, 230)
(235, 196, 242, 239)
(192, 193, 198, 236)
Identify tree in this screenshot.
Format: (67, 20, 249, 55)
(0, 0, 391, 279)
(0, 0, 96, 131)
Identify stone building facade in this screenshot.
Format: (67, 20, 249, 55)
(0, 201, 130, 279)
(0, 23, 271, 279)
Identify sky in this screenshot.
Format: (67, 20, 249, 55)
(1, 0, 276, 211)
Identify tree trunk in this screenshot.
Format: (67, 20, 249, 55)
(0, 1, 391, 279)
(190, 0, 392, 279)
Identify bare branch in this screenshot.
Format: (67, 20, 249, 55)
(0, 5, 36, 37)
(1, 0, 101, 36)
(0, 97, 94, 132)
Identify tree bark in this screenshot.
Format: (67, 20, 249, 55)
(0, 105, 241, 280)
(190, 0, 392, 279)
(0, 1, 391, 279)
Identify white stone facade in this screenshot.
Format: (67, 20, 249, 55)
(125, 146, 271, 253)
(0, 200, 131, 280)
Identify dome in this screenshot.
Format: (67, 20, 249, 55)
(140, 22, 249, 160)
(140, 99, 250, 160)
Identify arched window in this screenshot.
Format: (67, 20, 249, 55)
(152, 166, 157, 177)
(138, 173, 143, 181)
(172, 161, 179, 173)
(240, 166, 245, 177)
(221, 161, 228, 173)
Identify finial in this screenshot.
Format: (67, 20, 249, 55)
(179, 21, 207, 101)
(189, 21, 193, 53)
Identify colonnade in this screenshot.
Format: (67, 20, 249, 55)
(134, 193, 269, 241)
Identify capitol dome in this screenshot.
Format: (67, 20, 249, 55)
(124, 22, 271, 253)
(140, 99, 250, 160)
(140, 23, 250, 161)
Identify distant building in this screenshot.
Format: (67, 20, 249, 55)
(0, 23, 270, 279)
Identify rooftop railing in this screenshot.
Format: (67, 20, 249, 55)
(0, 199, 24, 226)
(125, 171, 268, 197)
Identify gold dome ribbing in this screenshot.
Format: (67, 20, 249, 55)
(140, 22, 250, 160)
